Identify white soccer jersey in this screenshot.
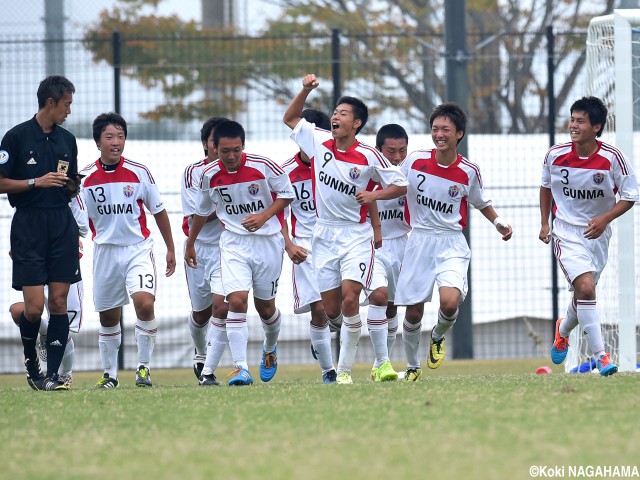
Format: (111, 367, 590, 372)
(376, 195, 411, 240)
(80, 157, 165, 246)
(195, 153, 295, 236)
(541, 141, 639, 227)
(281, 153, 316, 238)
(181, 158, 223, 244)
(401, 149, 491, 232)
(290, 118, 408, 224)
(70, 189, 89, 239)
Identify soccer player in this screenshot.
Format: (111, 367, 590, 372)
(395, 103, 512, 380)
(540, 96, 639, 376)
(185, 120, 294, 386)
(364, 124, 411, 382)
(181, 116, 230, 385)
(81, 112, 176, 389)
(281, 108, 338, 384)
(0, 75, 83, 391)
(283, 74, 408, 384)
(8, 192, 89, 388)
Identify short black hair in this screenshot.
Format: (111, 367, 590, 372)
(200, 116, 231, 144)
(37, 76, 75, 109)
(301, 108, 331, 131)
(92, 112, 127, 144)
(376, 124, 408, 149)
(570, 96, 608, 138)
(336, 96, 368, 134)
(213, 120, 245, 146)
(430, 102, 467, 145)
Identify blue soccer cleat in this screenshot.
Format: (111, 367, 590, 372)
(259, 348, 278, 382)
(596, 353, 618, 377)
(322, 369, 337, 384)
(550, 318, 570, 365)
(227, 366, 254, 386)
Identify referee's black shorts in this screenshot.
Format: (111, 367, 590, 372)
(11, 206, 82, 289)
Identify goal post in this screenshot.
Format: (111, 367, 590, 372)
(573, 9, 640, 373)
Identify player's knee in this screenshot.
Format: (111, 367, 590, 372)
(192, 308, 211, 326)
(368, 287, 388, 307)
(386, 304, 398, 319)
(310, 303, 328, 327)
(24, 302, 45, 320)
(9, 303, 23, 325)
(134, 299, 155, 321)
(404, 306, 423, 324)
(226, 293, 248, 313)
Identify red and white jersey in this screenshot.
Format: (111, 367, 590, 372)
(181, 159, 223, 244)
(376, 195, 411, 240)
(281, 153, 316, 238)
(401, 149, 491, 232)
(290, 118, 408, 225)
(70, 189, 89, 239)
(542, 141, 639, 227)
(80, 157, 165, 246)
(195, 152, 294, 236)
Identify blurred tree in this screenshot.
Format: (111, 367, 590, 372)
(83, 0, 617, 133)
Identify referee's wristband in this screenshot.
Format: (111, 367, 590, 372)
(493, 217, 509, 228)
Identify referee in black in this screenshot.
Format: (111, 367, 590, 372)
(0, 76, 82, 391)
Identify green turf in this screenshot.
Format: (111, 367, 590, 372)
(1, 359, 638, 480)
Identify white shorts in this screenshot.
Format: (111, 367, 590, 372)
(552, 218, 611, 289)
(363, 234, 408, 303)
(8, 281, 84, 333)
(183, 239, 223, 312)
(312, 221, 375, 293)
(394, 230, 469, 306)
(290, 236, 322, 314)
(92, 239, 157, 312)
(220, 231, 284, 300)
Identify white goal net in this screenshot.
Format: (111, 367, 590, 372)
(568, 9, 640, 373)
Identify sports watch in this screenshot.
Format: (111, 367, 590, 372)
(27, 178, 36, 189)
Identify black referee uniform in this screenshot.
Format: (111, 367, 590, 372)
(0, 116, 81, 288)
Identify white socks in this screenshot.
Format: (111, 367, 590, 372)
(99, 325, 121, 379)
(135, 318, 157, 367)
(188, 312, 209, 355)
(403, 319, 422, 369)
(337, 314, 362, 374)
(577, 299, 605, 357)
(367, 305, 389, 368)
(226, 311, 248, 370)
(203, 318, 228, 375)
(261, 309, 281, 353)
(310, 322, 334, 373)
(432, 308, 458, 341)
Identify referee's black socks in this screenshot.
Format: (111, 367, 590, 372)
(46, 314, 70, 377)
(19, 312, 40, 361)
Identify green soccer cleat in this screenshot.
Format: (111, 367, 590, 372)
(427, 329, 445, 369)
(95, 373, 118, 389)
(135, 365, 153, 387)
(371, 361, 398, 382)
(336, 372, 353, 384)
(404, 367, 422, 382)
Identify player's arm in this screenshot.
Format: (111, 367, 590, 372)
(281, 221, 308, 264)
(584, 200, 635, 240)
(356, 184, 407, 205)
(185, 214, 208, 269)
(242, 197, 293, 232)
(0, 171, 69, 193)
(153, 209, 176, 277)
(539, 186, 553, 244)
(368, 200, 383, 249)
(479, 205, 512, 241)
(283, 74, 319, 130)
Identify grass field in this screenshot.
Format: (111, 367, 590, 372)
(1, 358, 638, 480)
